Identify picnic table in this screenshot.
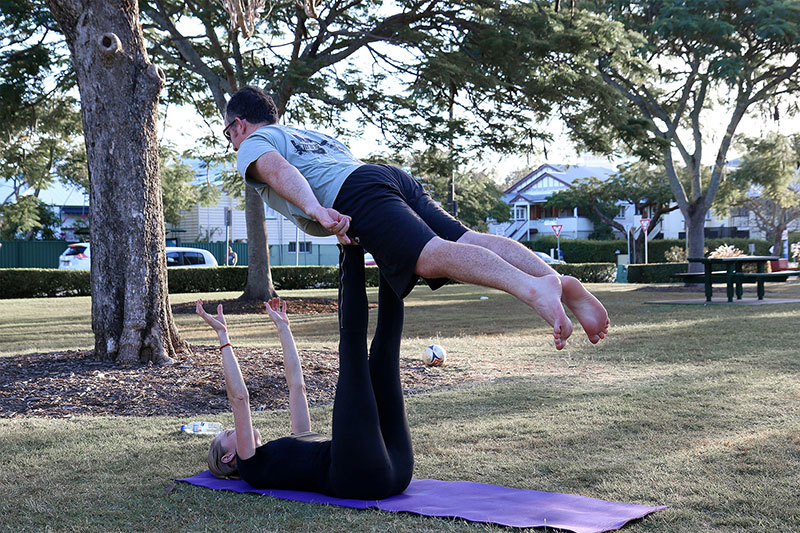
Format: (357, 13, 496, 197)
(676, 256, 799, 303)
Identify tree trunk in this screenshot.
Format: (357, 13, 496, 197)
(685, 204, 707, 273)
(46, 0, 186, 364)
(772, 224, 786, 258)
(240, 185, 277, 300)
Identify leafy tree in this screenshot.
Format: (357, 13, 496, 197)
(45, 0, 185, 364)
(0, 0, 72, 136)
(715, 133, 800, 253)
(0, 196, 60, 240)
(546, 162, 678, 261)
(0, 95, 83, 239)
(159, 146, 220, 226)
(137, 0, 597, 298)
(538, 1, 800, 270)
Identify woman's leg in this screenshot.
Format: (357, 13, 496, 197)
(369, 274, 413, 494)
(328, 245, 393, 498)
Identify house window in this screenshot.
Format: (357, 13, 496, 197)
(514, 206, 527, 220)
(615, 206, 626, 219)
(288, 241, 312, 253)
(730, 207, 748, 217)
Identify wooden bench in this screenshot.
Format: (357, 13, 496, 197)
(733, 271, 800, 300)
(673, 271, 727, 282)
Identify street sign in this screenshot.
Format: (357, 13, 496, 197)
(552, 224, 563, 237)
(640, 219, 651, 264)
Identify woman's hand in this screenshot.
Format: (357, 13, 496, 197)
(196, 299, 227, 334)
(264, 297, 290, 329)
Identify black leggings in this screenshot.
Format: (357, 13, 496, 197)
(327, 245, 414, 499)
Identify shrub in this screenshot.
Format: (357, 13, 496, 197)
(0, 268, 91, 298)
(550, 263, 617, 283)
(0, 266, 385, 298)
(523, 236, 771, 263)
(626, 263, 689, 283)
(664, 245, 689, 263)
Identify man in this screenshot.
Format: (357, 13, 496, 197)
(225, 86, 608, 350)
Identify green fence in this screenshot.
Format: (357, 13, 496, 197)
(0, 240, 341, 268)
(0, 241, 69, 268)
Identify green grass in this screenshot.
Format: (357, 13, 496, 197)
(2, 282, 800, 531)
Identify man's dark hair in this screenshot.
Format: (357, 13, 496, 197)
(225, 86, 279, 125)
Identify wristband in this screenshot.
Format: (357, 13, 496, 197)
(219, 343, 232, 350)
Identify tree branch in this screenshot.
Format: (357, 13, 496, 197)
(143, 1, 230, 113)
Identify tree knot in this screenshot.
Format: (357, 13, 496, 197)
(98, 33, 122, 58)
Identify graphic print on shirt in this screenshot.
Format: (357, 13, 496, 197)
(288, 129, 351, 157)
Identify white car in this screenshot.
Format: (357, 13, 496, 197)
(59, 243, 91, 270)
(534, 251, 565, 264)
(59, 244, 219, 269)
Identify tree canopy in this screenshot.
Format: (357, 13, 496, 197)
(547, 0, 800, 262)
(715, 133, 800, 251)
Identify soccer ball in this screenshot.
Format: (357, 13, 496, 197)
(422, 344, 446, 367)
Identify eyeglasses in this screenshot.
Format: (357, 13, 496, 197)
(222, 119, 236, 141)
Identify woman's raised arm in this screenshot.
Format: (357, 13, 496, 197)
(196, 299, 257, 460)
(265, 298, 311, 434)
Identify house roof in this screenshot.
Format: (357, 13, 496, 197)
(60, 205, 90, 215)
(504, 164, 616, 194)
(504, 164, 616, 204)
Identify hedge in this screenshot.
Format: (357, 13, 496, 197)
(0, 266, 384, 299)
(626, 263, 689, 283)
(523, 236, 772, 263)
(0, 262, 617, 299)
(550, 263, 617, 283)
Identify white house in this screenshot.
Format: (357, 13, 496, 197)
(489, 163, 770, 246)
(490, 164, 615, 241)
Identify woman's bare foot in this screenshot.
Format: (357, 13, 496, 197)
(560, 276, 609, 344)
(525, 275, 573, 350)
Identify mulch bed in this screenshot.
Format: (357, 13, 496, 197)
(171, 297, 349, 316)
(2, 297, 463, 419)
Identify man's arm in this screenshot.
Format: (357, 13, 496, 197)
(251, 151, 351, 244)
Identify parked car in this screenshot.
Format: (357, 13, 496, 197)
(166, 247, 218, 267)
(534, 251, 565, 264)
(59, 243, 91, 270)
(59, 244, 219, 269)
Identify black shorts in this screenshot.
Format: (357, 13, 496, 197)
(333, 164, 469, 298)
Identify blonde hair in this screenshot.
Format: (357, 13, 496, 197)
(207, 434, 240, 479)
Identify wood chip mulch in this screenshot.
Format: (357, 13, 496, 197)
(170, 297, 350, 316)
(1, 296, 465, 419)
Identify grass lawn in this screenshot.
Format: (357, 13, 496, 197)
(2, 282, 800, 532)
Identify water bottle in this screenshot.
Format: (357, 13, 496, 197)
(180, 421, 223, 435)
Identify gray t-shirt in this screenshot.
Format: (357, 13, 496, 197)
(236, 125, 363, 236)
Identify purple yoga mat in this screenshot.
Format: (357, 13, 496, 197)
(177, 471, 666, 532)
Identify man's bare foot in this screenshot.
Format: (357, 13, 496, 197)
(560, 276, 609, 344)
(525, 275, 573, 350)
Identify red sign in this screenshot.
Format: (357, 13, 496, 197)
(640, 218, 651, 232)
(552, 224, 563, 237)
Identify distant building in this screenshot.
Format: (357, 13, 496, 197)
(489, 163, 768, 246)
(490, 164, 614, 241)
(58, 205, 90, 242)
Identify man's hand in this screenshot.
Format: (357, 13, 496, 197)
(310, 205, 352, 244)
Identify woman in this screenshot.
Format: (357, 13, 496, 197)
(196, 245, 413, 499)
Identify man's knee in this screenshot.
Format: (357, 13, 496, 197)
(414, 237, 450, 278)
